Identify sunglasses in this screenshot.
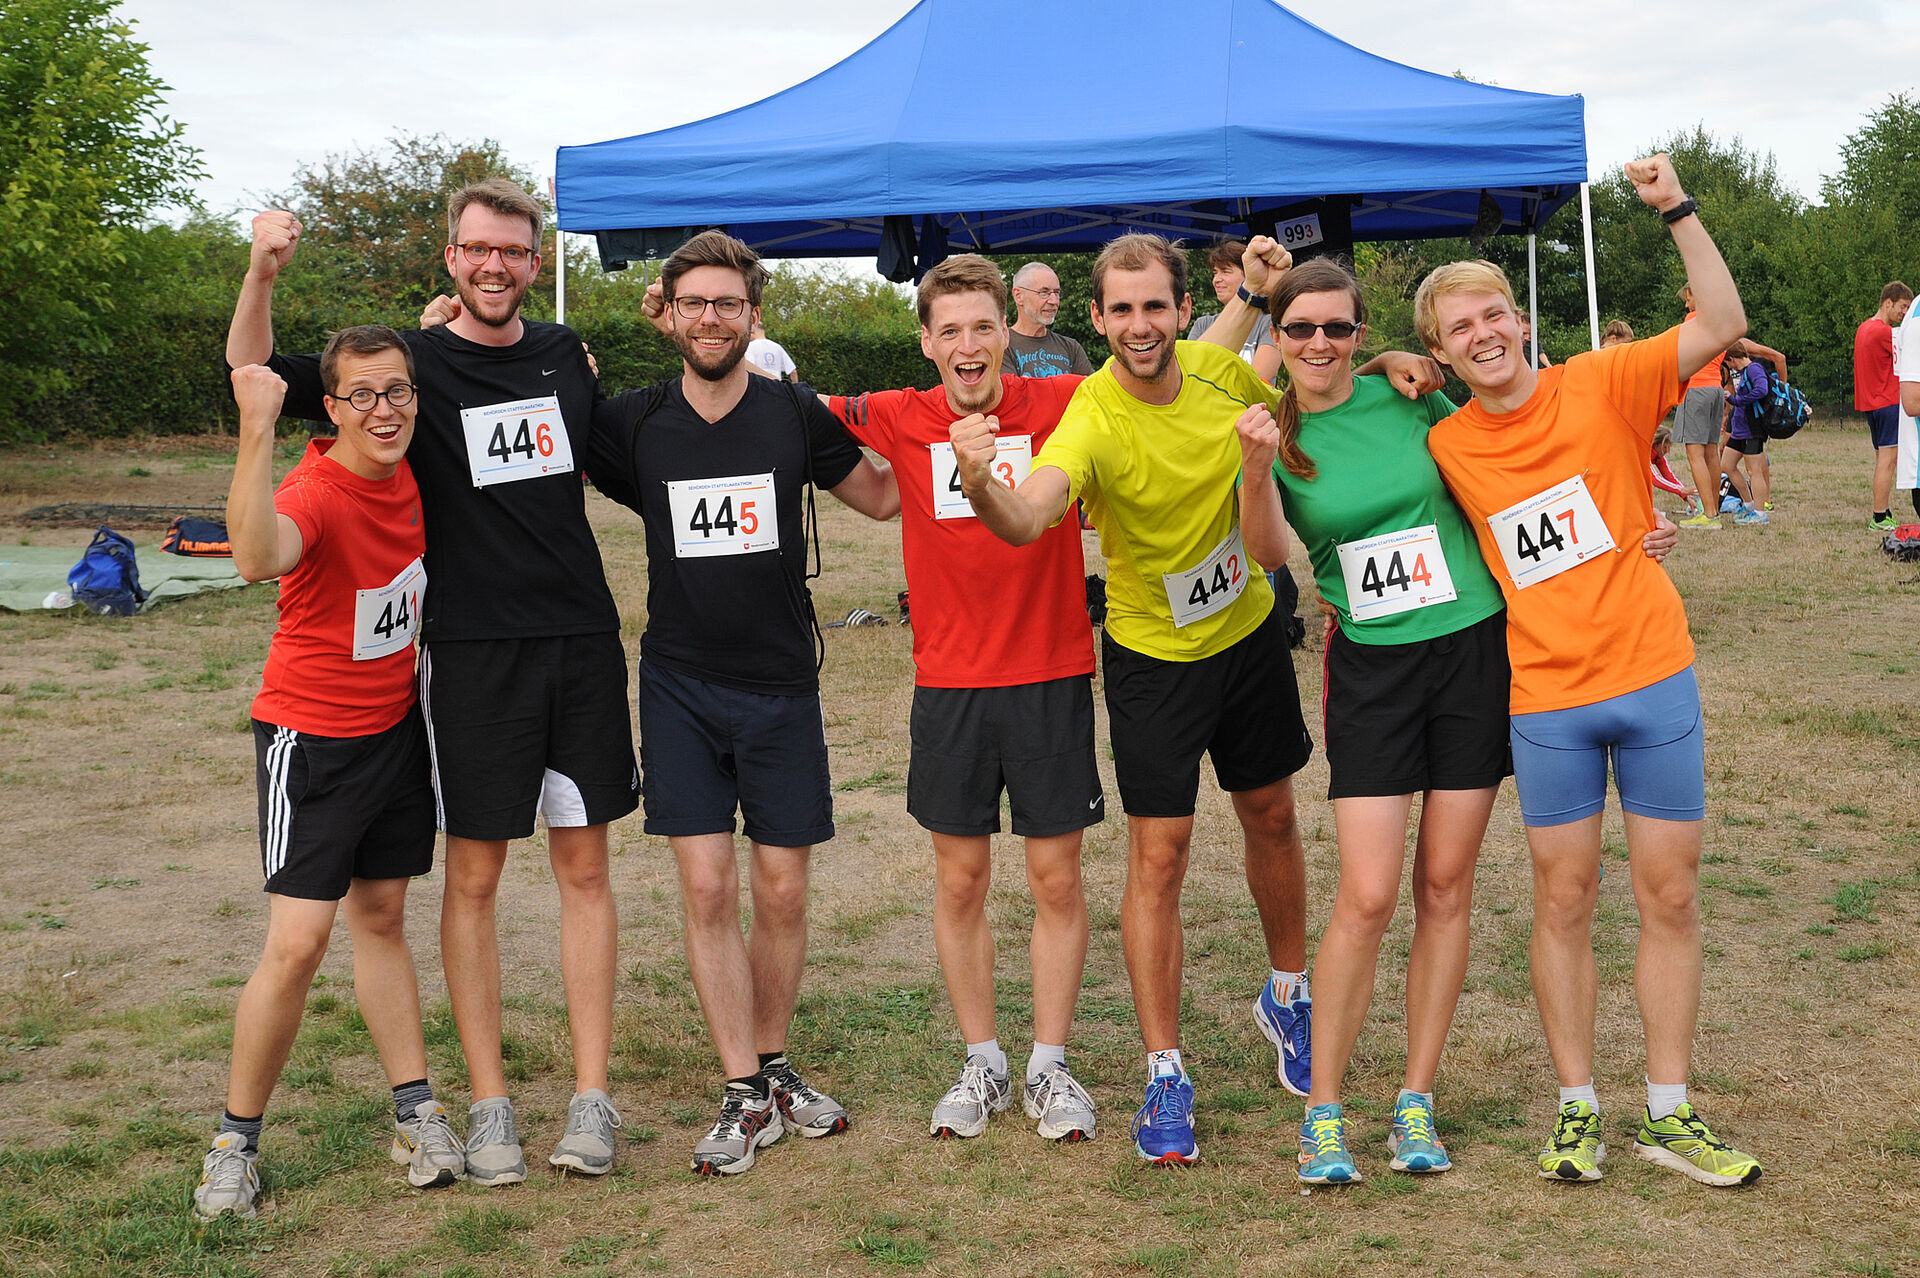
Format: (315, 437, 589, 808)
(1277, 320, 1361, 341)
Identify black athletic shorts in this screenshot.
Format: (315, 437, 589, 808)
(1725, 434, 1765, 457)
(1101, 605, 1313, 818)
(636, 659, 834, 847)
(1323, 608, 1512, 799)
(907, 676, 1105, 838)
(253, 708, 436, 901)
(418, 633, 639, 841)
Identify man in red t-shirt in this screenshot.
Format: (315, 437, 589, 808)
(1854, 281, 1914, 530)
(195, 329, 455, 1220)
(820, 254, 1273, 1144)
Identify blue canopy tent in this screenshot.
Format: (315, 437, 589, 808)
(554, 0, 1602, 346)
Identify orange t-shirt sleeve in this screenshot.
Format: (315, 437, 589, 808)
(1600, 327, 1685, 441)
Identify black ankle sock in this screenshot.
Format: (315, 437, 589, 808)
(220, 1110, 264, 1153)
(392, 1078, 433, 1124)
(728, 1075, 771, 1102)
(756, 1051, 787, 1073)
(1876, 510, 1892, 521)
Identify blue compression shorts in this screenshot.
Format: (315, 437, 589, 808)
(1508, 667, 1705, 827)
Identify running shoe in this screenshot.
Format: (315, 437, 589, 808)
(1253, 982, 1312, 1098)
(691, 1085, 784, 1175)
(1537, 1100, 1605, 1181)
(549, 1088, 622, 1175)
(1631, 1102, 1762, 1186)
(763, 1060, 850, 1137)
(1387, 1092, 1451, 1173)
(1298, 1102, 1360, 1184)
(1022, 1063, 1097, 1142)
(193, 1131, 260, 1220)
(392, 1099, 466, 1187)
(1130, 1073, 1197, 1165)
(1677, 513, 1721, 530)
(1734, 506, 1770, 525)
(929, 1055, 1011, 1139)
(1870, 515, 1899, 532)
(464, 1097, 528, 1187)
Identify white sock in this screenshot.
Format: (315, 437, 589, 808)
(1147, 1047, 1185, 1080)
(1271, 968, 1308, 1004)
(1027, 1042, 1066, 1083)
(965, 1038, 1007, 1077)
(1647, 1079, 1688, 1120)
(1558, 1081, 1599, 1111)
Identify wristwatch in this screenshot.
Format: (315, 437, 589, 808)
(1660, 197, 1699, 225)
(1237, 282, 1269, 312)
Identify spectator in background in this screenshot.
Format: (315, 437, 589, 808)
(1675, 284, 1787, 530)
(747, 318, 800, 382)
(1896, 285, 1920, 521)
(1854, 281, 1913, 531)
(1600, 319, 1635, 348)
(1518, 310, 1553, 368)
(1007, 263, 1094, 379)
(1719, 342, 1772, 524)
(1189, 239, 1279, 380)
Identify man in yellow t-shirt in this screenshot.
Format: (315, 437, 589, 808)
(956, 232, 1438, 1165)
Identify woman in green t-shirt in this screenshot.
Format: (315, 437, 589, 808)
(1237, 258, 1509, 1185)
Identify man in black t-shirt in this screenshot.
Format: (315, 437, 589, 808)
(587, 230, 897, 1177)
(226, 180, 635, 1188)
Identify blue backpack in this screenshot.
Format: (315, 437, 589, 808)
(68, 526, 148, 616)
(1749, 373, 1811, 440)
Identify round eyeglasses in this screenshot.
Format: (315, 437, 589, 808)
(331, 383, 416, 412)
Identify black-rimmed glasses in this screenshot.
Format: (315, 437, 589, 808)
(671, 295, 750, 320)
(329, 383, 416, 411)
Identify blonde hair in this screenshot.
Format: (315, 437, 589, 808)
(1412, 260, 1516, 352)
(1601, 318, 1635, 346)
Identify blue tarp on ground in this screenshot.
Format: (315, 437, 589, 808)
(555, 0, 1587, 264)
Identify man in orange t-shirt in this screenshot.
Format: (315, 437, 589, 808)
(1415, 154, 1762, 1189)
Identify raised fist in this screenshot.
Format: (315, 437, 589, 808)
(248, 210, 302, 281)
(1241, 235, 1293, 296)
(1624, 153, 1685, 212)
(1235, 403, 1281, 475)
(420, 294, 460, 330)
(230, 364, 287, 428)
(641, 279, 674, 336)
(949, 412, 1001, 497)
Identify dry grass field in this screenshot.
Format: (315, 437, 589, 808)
(1, 419, 1917, 1277)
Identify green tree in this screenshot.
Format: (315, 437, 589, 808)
(0, 0, 205, 435)
(267, 133, 549, 321)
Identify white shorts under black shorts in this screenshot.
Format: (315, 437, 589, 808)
(253, 707, 436, 901)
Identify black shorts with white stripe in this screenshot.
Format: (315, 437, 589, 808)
(252, 707, 436, 901)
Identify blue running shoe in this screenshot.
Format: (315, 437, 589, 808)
(1387, 1092, 1452, 1173)
(1253, 982, 1311, 1098)
(1130, 1073, 1197, 1165)
(1298, 1102, 1360, 1184)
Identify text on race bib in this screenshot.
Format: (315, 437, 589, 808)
(1274, 213, 1323, 251)
(1164, 526, 1251, 629)
(351, 558, 426, 662)
(1334, 525, 1457, 623)
(666, 472, 779, 558)
(459, 395, 575, 488)
(928, 435, 1033, 521)
(1487, 474, 1617, 589)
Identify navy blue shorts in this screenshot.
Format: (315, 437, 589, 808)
(636, 659, 833, 847)
(1508, 667, 1705, 827)
(1868, 404, 1900, 450)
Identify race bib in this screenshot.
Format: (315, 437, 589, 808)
(666, 472, 779, 558)
(460, 395, 575, 488)
(1164, 527, 1250, 628)
(1335, 525, 1457, 623)
(351, 557, 426, 662)
(1488, 474, 1617, 589)
(928, 435, 1032, 520)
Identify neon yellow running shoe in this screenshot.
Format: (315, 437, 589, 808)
(1631, 1102, 1762, 1186)
(1537, 1100, 1605, 1181)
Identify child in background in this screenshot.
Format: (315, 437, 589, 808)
(1650, 425, 1701, 516)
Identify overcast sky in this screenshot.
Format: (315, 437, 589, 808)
(130, 0, 1918, 239)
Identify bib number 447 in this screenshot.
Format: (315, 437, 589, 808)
(1488, 474, 1616, 589)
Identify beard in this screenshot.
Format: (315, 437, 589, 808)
(456, 273, 529, 328)
(1107, 332, 1177, 385)
(673, 325, 751, 382)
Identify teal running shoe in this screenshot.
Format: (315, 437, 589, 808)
(1298, 1102, 1360, 1184)
(1387, 1092, 1451, 1173)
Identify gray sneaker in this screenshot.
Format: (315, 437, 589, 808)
(930, 1055, 1011, 1139)
(464, 1098, 528, 1186)
(691, 1086, 784, 1176)
(763, 1061, 850, 1137)
(193, 1131, 260, 1220)
(392, 1099, 466, 1188)
(1022, 1063, 1097, 1142)
(550, 1088, 622, 1175)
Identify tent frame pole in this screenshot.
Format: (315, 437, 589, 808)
(551, 176, 567, 325)
(1580, 182, 1600, 349)
(1527, 231, 1539, 367)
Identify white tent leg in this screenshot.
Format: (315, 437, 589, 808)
(1581, 182, 1600, 349)
(551, 176, 567, 325)
(1527, 231, 1539, 366)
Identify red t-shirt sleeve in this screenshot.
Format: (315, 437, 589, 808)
(827, 390, 903, 456)
(274, 471, 327, 559)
